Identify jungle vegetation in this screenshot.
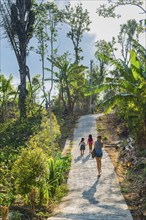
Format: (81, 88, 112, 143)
(0, 0, 145, 219)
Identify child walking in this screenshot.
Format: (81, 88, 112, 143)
(79, 138, 86, 156)
(87, 134, 93, 153)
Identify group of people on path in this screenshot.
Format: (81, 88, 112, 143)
(79, 134, 103, 176)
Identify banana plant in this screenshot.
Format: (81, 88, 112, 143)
(26, 75, 41, 116)
(47, 154, 71, 197)
(85, 40, 146, 143)
(0, 75, 17, 121)
(47, 53, 87, 113)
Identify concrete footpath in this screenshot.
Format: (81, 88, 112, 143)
(48, 114, 133, 220)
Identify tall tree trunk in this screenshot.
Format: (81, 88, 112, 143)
(19, 69, 27, 118)
(75, 46, 79, 64)
(41, 34, 48, 110)
(60, 85, 67, 111)
(66, 84, 73, 113)
(18, 45, 28, 118)
(49, 16, 54, 156)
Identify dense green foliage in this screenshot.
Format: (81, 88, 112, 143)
(0, 0, 146, 219)
(0, 107, 71, 218)
(86, 40, 146, 147)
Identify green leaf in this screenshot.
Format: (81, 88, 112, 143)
(84, 82, 121, 96)
(103, 93, 136, 113)
(130, 49, 143, 81)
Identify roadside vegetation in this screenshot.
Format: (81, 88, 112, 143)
(0, 108, 73, 219)
(96, 114, 146, 220)
(0, 0, 146, 219)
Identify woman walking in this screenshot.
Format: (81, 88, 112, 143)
(94, 135, 103, 176)
(87, 134, 93, 153)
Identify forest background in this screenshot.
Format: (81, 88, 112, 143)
(0, 0, 146, 219)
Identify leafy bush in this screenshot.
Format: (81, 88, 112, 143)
(0, 105, 71, 215)
(11, 146, 49, 196)
(28, 112, 61, 156)
(0, 115, 42, 149)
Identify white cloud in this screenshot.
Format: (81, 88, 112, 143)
(57, 0, 145, 58)
(1, 0, 145, 80)
(73, 1, 145, 43)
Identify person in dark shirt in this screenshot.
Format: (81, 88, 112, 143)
(94, 135, 103, 176)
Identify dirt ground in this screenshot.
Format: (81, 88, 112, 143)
(96, 113, 146, 220)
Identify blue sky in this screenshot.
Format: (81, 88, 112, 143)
(0, 0, 145, 93)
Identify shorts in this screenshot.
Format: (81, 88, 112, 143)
(80, 145, 85, 150)
(95, 148, 103, 158)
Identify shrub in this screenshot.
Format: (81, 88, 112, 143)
(28, 112, 61, 156)
(11, 145, 49, 196)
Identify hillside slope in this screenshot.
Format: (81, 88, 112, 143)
(96, 113, 146, 220)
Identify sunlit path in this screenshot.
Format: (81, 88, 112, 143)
(48, 114, 133, 220)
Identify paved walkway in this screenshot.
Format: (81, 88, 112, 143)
(48, 114, 133, 220)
